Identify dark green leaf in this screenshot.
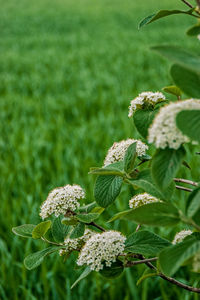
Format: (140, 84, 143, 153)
(162, 85, 182, 97)
(12, 224, 35, 238)
(71, 267, 92, 289)
(187, 23, 200, 36)
(76, 213, 99, 223)
(24, 246, 63, 270)
(89, 167, 123, 176)
(113, 203, 180, 226)
(99, 260, 124, 278)
(139, 9, 194, 29)
(171, 64, 200, 98)
(125, 230, 171, 256)
(94, 175, 123, 208)
(176, 110, 200, 143)
(51, 216, 70, 243)
(128, 169, 174, 201)
(70, 222, 85, 239)
(32, 220, 52, 239)
(134, 109, 158, 139)
(159, 239, 200, 276)
(187, 187, 200, 218)
(152, 45, 200, 73)
(124, 142, 137, 173)
(152, 147, 185, 190)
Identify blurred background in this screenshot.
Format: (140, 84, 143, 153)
(0, 0, 200, 299)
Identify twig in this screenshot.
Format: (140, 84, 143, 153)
(125, 257, 157, 268)
(181, 0, 193, 8)
(134, 255, 200, 293)
(175, 185, 193, 192)
(135, 224, 141, 232)
(88, 222, 105, 232)
(174, 178, 198, 187)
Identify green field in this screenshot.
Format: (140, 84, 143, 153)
(0, 0, 200, 299)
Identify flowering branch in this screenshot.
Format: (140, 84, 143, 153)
(174, 178, 198, 186)
(124, 257, 157, 267)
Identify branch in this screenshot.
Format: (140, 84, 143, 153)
(88, 222, 106, 232)
(133, 255, 200, 293)
(174, 178, 198, 187)
(181, 0, 193, 8)
(175, 185, 193, 192)
(125, 257, 157, 268)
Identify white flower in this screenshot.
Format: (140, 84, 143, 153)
(148, 99, 200, 149)
(128, 91, 165, 117)
(40, 184, 85, 219)
(104, 139, 148, 166)
(77, 231, 126, 271)
(129, 193, 159, 209)
(172, 230, 192, 244)
(59, 229, 95, 256)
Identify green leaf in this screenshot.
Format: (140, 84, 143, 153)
(111, 203, 180, 226)
(162, 85, 182, 98)
(108, 209, 131, 223)
(152, 45, 200, 73)
(99, 260, 124, 278)
(128, 169, 173, 201)
(61, 217, 78, 226)
(89, 167, 123, 177)
(78, 202, 97, 213)
(94, 175, 123, 208)
(12, 224, 35, 238)
(139, 9, 194, 29)
(32, 220, 52, 239)
(24, 246, 63, 270)
(76, 213, 99, 223)
(187, 23, 200, 36)
(51, 216, 70, 243)
(124, 142, 137, 173)
(152, 147, 185, 190)
(187, 187, 200, 218)
(171, 64, 200, 98)
(125, 230, 171, 256)
(134, 109, 158, 139)
(70, 222, 85, 239)
(71, 267, 92, 289)
(176, 110, 200, 143)
(159, 239, 200, 276)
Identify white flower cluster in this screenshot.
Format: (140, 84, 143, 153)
(59, 229, 95, 256)
(77, 231, 126, 271)
(104, 139, 148, 166)
(172, 229, 192, 244)
(40, 184, 85, 219)
(148, 99, 200, 149)
(129, 193, 159, 209)
(128, 91, 165, 117)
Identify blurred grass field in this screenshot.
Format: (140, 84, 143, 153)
(0, 0, 200, 299)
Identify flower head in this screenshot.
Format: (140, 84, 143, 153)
(104, 139, 148, 166)
(59, 229, 95, 256)
(128, 91, 165, 117)
(40, 184, 85, 219)
(172, 229, 192, 244)
(148, 99, 200, 149)
(129, 193, 159, 209)
(77, 230, 126, 271)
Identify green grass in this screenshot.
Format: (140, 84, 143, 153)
(0, 0, 200, 299)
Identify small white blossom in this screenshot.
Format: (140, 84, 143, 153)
(148, 99, 200, 149)
(104, 139, 148, 166)
(77, 231, 126, 271)
(172, 230, 192, 244)
(129, 193, 159, 209)
(128, 91, 165, 117)
(40, 184, 85, 219)
(59, 229, 95, 256)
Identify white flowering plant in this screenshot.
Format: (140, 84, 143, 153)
(12, 0, 200, 294)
